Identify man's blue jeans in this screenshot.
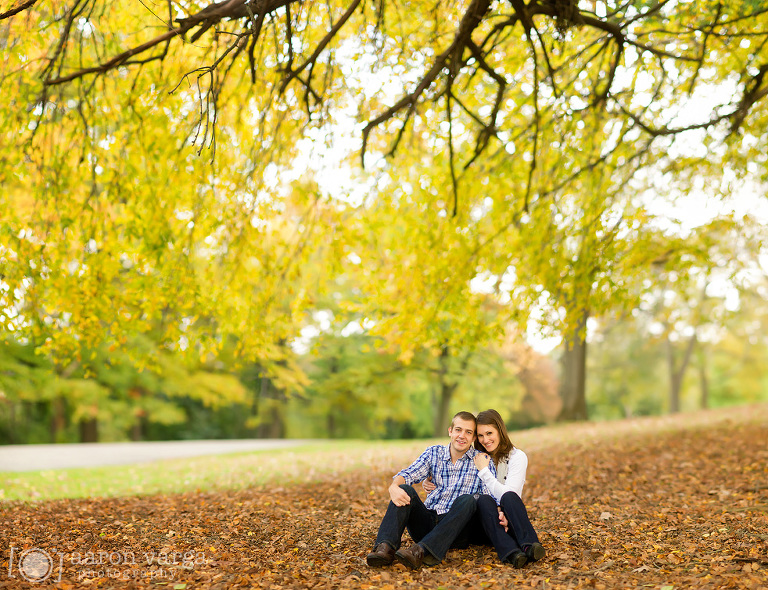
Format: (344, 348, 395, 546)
(374, 484, 477, 562)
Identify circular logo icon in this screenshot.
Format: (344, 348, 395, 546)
(19, 548, 54, 583)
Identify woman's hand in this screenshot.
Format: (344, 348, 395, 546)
(498, 508, 509, 533)
(474, 453, 490, 470)
(422, 477, 436, 493)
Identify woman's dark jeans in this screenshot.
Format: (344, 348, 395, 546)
(477, 491, 540, 561)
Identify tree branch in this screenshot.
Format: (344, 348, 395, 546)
(0, 0, 39, 20)
(44, 0, 292, 86)
(446, 92, 459, 218)
(45, 26, 193, 86)
(360, 0, 492, 165)
(278, 0, 363, 95)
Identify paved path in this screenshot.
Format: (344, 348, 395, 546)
(0, 439, 313, 472)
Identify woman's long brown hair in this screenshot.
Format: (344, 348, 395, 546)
(474, 409, 514, 466)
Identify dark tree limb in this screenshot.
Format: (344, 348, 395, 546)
(730, 63, 768, 134)
(278, 0, 363, 95)
(5, 0, 764, 175)
(520, 5, 540, 213)
(360, 0, 493, 163)
(687, 2, 722, 95)
(44, 0, 293, 86)
(463, 40, 506, 170)
(0, 0, 39, 20)
(46, 25, 194, 86)
(447, 92, 459, 218)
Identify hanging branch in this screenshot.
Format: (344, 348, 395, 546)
(521, 7, 540, 213)
(0, 0, 40, 20)
(463, 40, 506, 170)
(278, 0, 363, 94)
(46, 25, 194, 86)
(0, 0, 762, 173)
(360, 0, 493, 163)
(44, 0, 293, 86)
(446, 92, 459, 218)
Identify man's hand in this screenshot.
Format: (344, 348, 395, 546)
(498, 508, 509, 532)
(422, 477, 436, 493)
(389, 481, 411, 506)
(474, 453, 490, 470)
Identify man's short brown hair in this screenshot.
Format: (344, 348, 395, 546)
(450, 411, 477, 429)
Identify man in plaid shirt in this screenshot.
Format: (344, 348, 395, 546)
(366, 411, 495, 570)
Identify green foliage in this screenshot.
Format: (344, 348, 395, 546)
(0, 332, 251, 443)
(586, 275, 768, 420)
(0, 337, 55, 402)
(282, 329, 524, 439)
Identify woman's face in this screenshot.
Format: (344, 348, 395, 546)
(477, 423, 500, 453)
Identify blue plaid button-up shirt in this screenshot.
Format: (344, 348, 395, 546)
(396, 445, 496, 515)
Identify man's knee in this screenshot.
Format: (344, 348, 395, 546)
(399, 484, 419, 499)
(452, 494, 477, 513)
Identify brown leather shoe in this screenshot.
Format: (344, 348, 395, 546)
(366, 542, 395, 567)
(505, 550, 527, 568)
(395, 543, 426, 570)
(524, 542, 546, 562)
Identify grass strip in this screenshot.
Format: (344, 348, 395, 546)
(1, 402, 765, 503)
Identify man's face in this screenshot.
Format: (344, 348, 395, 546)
(448, 418, 476, 454)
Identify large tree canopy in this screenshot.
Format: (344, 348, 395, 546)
(3, 1, 767, 177)
(1, 0, 767, 422)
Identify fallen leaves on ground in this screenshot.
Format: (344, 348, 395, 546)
(1, 408, 767, 589)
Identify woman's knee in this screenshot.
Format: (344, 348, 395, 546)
(476, 494, 497, 513)
(500, 490, 523, 509)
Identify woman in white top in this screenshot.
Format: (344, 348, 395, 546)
(472, 409, 545, 568)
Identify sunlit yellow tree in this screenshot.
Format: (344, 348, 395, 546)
(2, 0, 766, 424)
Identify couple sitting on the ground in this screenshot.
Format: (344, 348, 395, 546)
(366, 409, 545, 570)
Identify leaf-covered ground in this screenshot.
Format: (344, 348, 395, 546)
(1, 406, 767, 589)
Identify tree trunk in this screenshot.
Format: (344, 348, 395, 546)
(667, 338, 681, 414)
(697, 347, 709, 410)
(327, 357, 339, 439)
(255, 375, 286, 438)
(557, 309, 589, 421)
(7, 401, 17, 444)
(79, 418, 99, 442)
(432, 346, 459, 437)
(130, 415, 148, 441)
(433, 381, 458, 437)
(666, 332, 697, 414)
(50, 397, 67, 443)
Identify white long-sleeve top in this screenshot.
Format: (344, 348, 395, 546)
(477, 447, 528, 503)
